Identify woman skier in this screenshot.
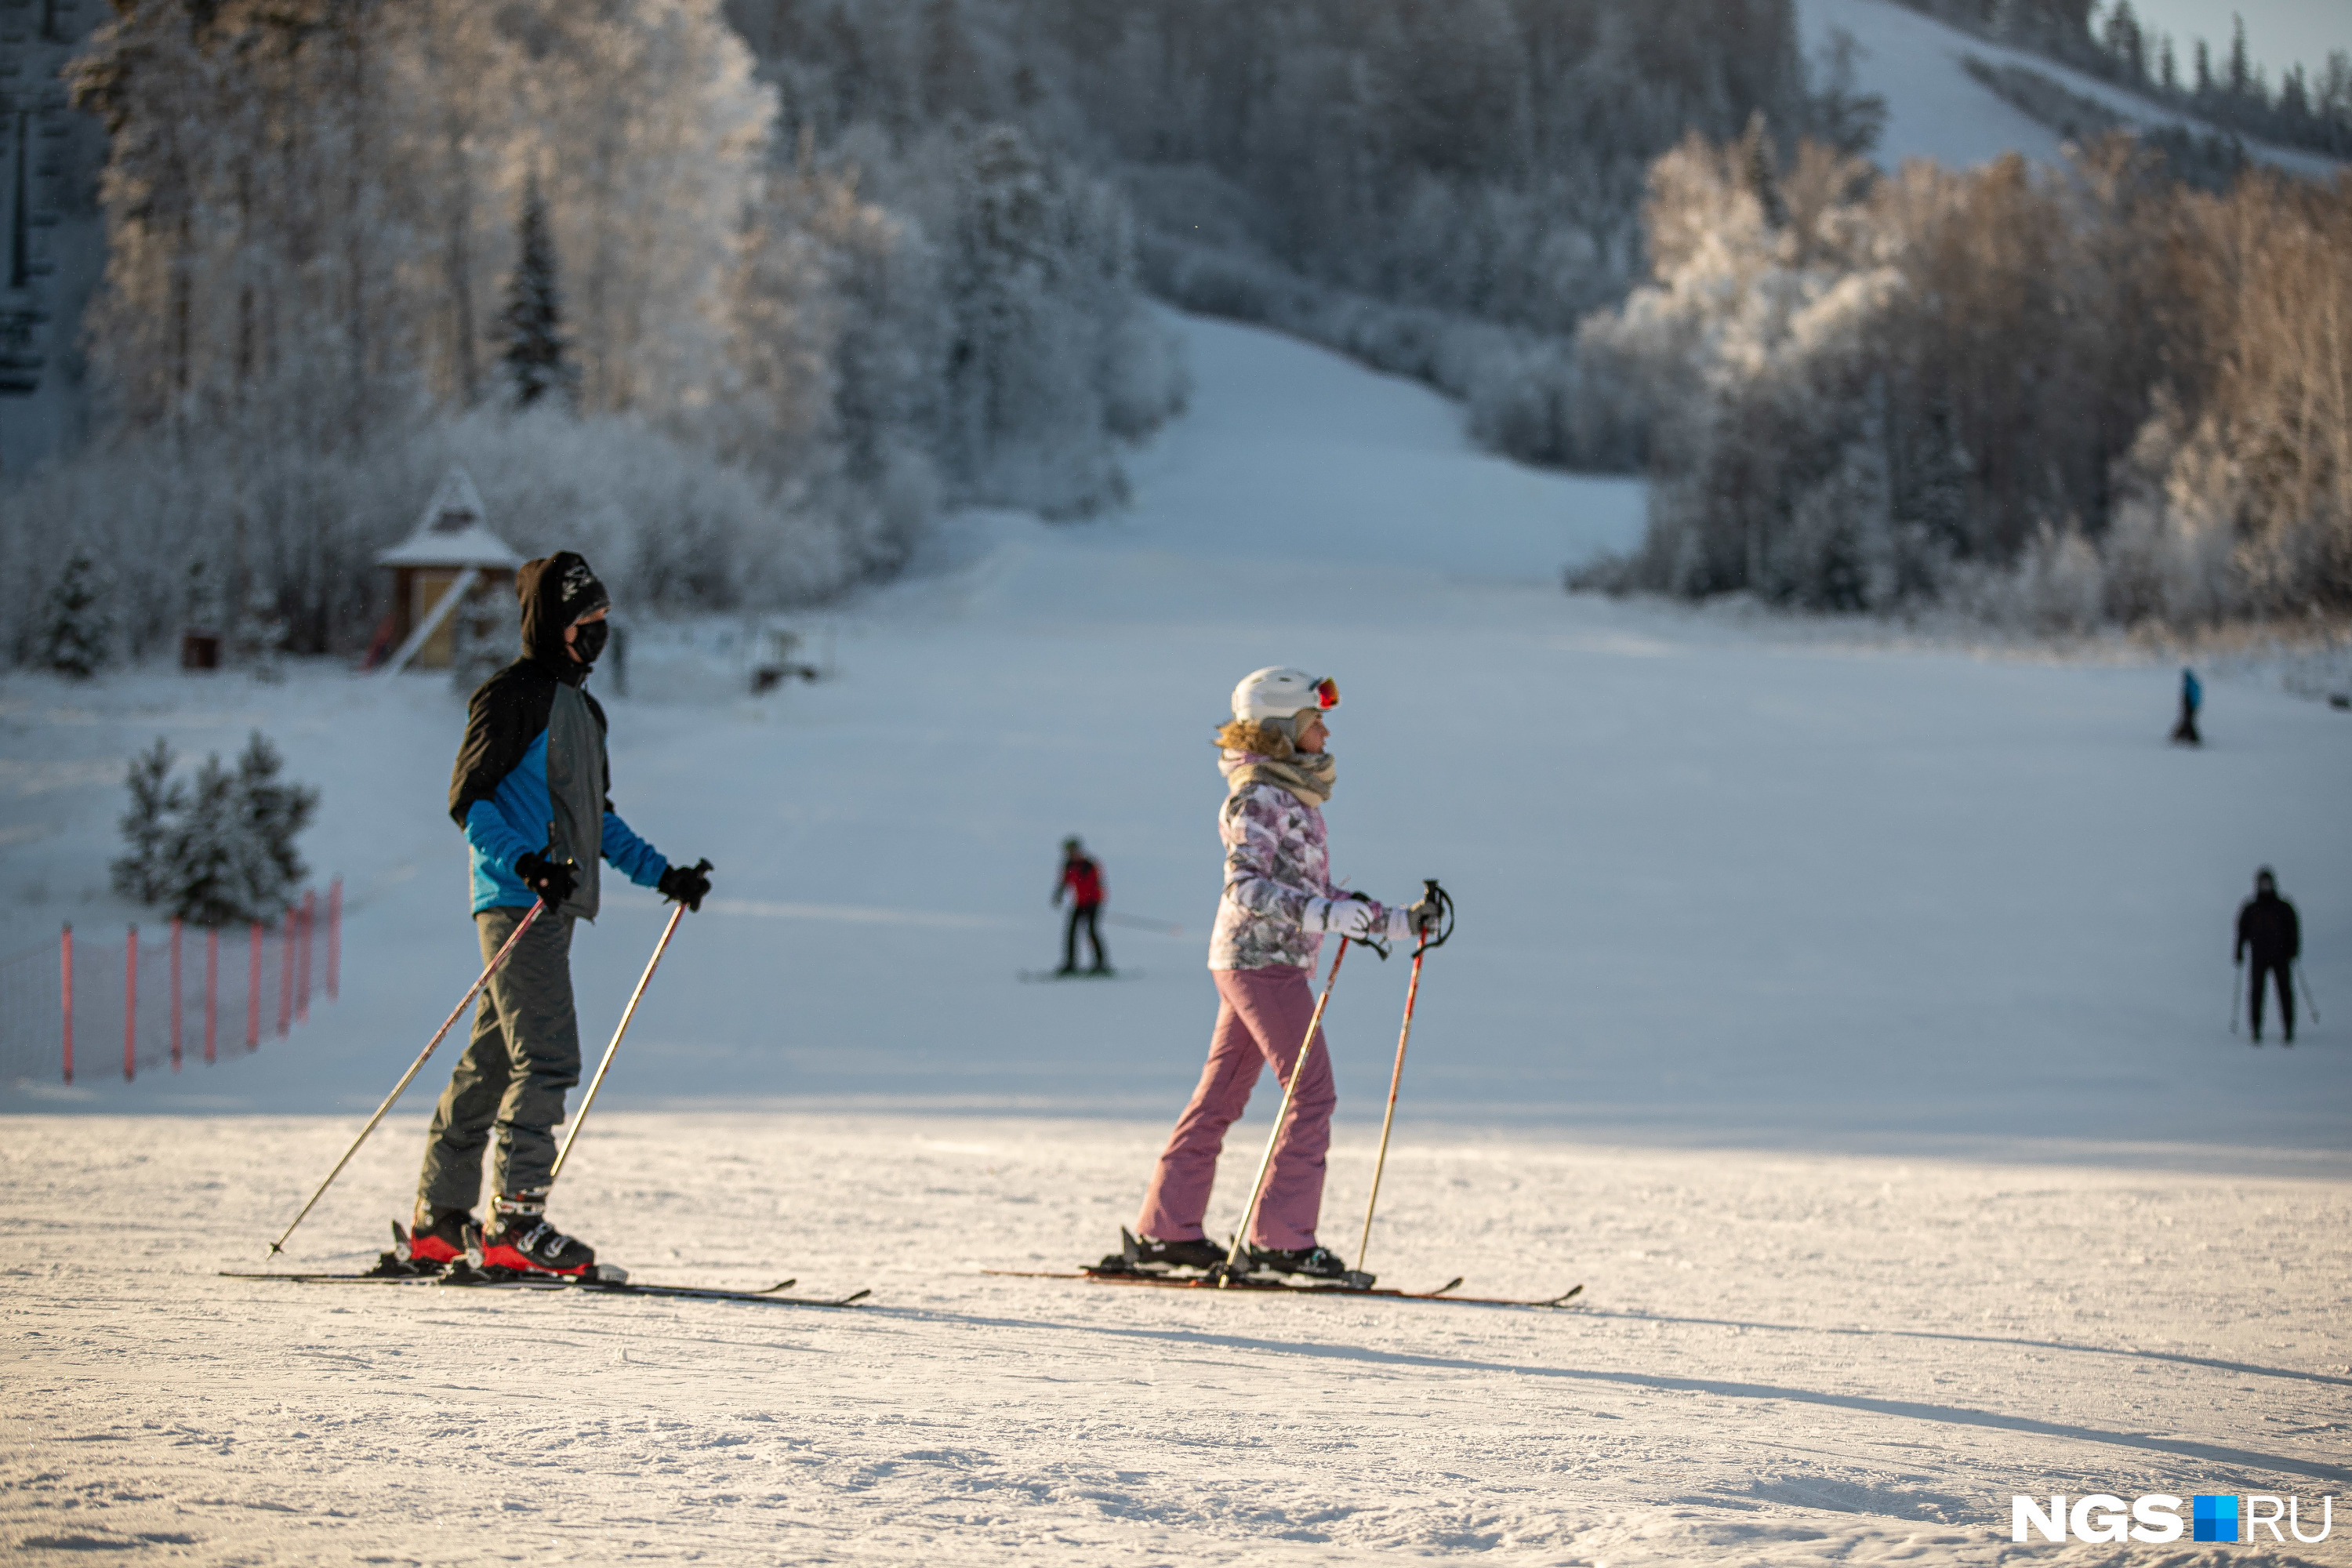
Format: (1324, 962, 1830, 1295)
(1110, 667, 1439, 1283)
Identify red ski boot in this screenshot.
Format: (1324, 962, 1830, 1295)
(403, 1205, 474, 1269)
(474, 1191, 597, 1277)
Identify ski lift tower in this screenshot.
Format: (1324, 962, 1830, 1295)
(373, 468, 522, 673)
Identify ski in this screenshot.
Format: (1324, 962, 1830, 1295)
(982, 1269, 1581, 1310)
(222, 1266, 872, 1308)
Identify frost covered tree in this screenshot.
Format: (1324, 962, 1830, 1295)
(165, 756, 254, 929)
(110, 739, 180, 906)
(37, 552, 110, 677)
(233, 731, 318, 913)
(107, 731, 319, 925)
(499, 178, 575, 411)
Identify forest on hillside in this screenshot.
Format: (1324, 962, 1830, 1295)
(0, 0, 2343, 666)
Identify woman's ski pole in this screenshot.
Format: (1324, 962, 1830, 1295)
(549, 872, 702, 1189)
(1356, 880, 1453, 1276)
(268, 898, 546, 1256)
(1218, 937, 1351, 1287)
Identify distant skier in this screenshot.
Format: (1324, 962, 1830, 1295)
(1108, 667, 1441, 1283)
(1052, 837, 1109, 976)
(2236, 867, 2300, 1044)
(2172, 667, 2202, 746)
(408, 553, 713, 1276)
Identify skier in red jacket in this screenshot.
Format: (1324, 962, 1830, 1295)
(1052, 837, 1110, 976)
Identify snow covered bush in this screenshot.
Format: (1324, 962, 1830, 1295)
(34, 551, 110, 677)
(110, 734, 319, 927)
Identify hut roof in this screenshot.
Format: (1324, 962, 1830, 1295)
(378, 468, 524, 569)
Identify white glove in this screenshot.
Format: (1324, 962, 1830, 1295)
(1302, 897, 1388, 942)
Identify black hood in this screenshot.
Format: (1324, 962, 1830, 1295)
(515, 552, 608, 682)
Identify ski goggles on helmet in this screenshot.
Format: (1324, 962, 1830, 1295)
(1312, 677, 1339, 710)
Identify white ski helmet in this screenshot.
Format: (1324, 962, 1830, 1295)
(1231, 666, 1340, 723)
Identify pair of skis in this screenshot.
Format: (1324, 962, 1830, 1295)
(987, 1266, 1582, 1311)
(228, 1221, 870, 1308)
(227, 1269, 871, 1310)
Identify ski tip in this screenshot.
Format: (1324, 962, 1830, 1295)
(836, 1288, 873, 1306)
(1541, 1283, 1586, 1308)
(1430, 1276, 1465, 1296)
(750, 1279, 799, 1295)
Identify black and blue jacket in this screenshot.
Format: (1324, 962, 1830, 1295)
(447, 554, 666, 916)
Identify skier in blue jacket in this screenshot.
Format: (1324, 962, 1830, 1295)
(408, 551, 711, 1275)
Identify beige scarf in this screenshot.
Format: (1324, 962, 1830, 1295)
(1214, 718, 1336, 808)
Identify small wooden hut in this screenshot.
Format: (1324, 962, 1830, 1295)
(376, 469, 521, 671)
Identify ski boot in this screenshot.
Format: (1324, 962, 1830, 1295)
(379, 1204, 474, 1275)
(1091, 1227, 1225, 1276)
(472, 1191, 601, 1278)
(1247, 1243, 1374, 1290)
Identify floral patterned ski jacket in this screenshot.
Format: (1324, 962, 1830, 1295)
(1208, 771, 1338, 971)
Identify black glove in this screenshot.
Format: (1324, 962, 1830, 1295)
(513, 851, 578, 909)
(658, 858, 713, 912)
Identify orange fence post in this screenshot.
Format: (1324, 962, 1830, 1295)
(277, 915, 294, 1037)
(124, 924, 138, 1082)
(169, 919, 183, 1071)
(205, 926, 219, 1065)
(60, 924, 73, 1085)
(296, 890, 314, 1023)
(247, 922, 262, 1051)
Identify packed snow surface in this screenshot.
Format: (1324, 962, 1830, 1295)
(3, 310, 2348, 1564)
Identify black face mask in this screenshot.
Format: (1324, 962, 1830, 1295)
(572, 619, 608, 668)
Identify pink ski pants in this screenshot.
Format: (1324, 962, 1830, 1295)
(1136, 964, 1336, 1252)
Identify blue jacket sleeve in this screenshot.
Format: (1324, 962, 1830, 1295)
(601, 810, 669, 888)
(465, 798, 538, 877)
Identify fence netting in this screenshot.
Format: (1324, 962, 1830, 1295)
(0, 881, 339, 1087)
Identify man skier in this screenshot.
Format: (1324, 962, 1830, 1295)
(408, 552, 712, 1275)
(2236, 867, 2300, 1044)
(1109, 668, 1441, 1283)
(2172, 667, 2201, 746)
(1052, 837, 1109, 976)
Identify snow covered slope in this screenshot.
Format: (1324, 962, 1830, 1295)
(2, 311, 2346, 1169)
(3, 310, 2347, 1568)
(1799, 0, 2340, 178)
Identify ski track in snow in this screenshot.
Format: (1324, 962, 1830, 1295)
(2, 308, 2348, 1563)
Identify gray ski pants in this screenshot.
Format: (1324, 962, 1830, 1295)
(416, 906, 579, 1211)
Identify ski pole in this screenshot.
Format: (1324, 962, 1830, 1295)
(267, 898, 546, 1256)
(2296, 963, 2322, 1025)
(1354, 941, 1425, 1277)
(1218, 938, 1350, 1287)
(549, 874, 702, 1189)
(2229, 964, 2241, 1036)
(1355, 880, 1454, 1277)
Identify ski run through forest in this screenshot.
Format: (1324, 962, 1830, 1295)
(5, 309, 2349, 1566)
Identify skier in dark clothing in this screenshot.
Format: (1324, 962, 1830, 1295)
(1052, 837, 1109, 976)
(2236, 867, 2300, 1044)
(2172, 667, 2202, 746)
(408, 552, 713, 1275)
